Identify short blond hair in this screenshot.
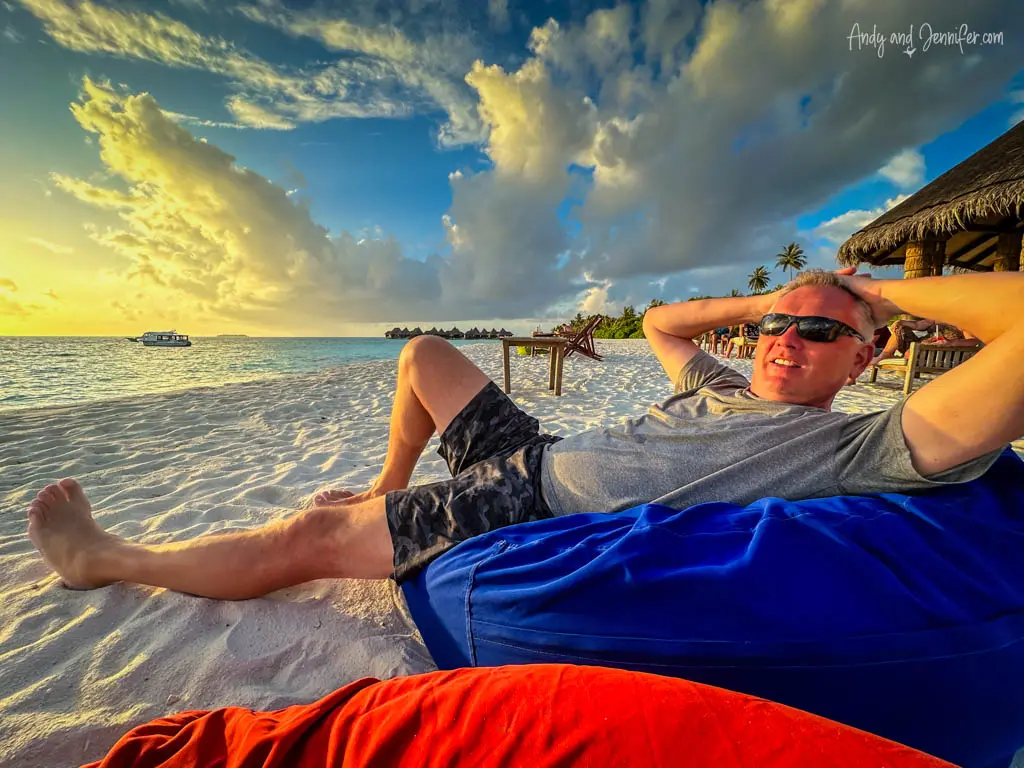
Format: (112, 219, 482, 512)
(772, 269, 874, 337)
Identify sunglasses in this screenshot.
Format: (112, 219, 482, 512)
(759, 313, 866, 343)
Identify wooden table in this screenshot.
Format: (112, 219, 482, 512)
(501, 337, 568, 396)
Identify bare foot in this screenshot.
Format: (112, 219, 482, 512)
(313, 489, 355, 505)
(313, 484, 392, 507)
(27, 478, 121, 589)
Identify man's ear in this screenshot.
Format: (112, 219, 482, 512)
(850, 342, 875, 377)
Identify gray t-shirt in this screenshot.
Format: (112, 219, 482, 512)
(539, 350, 1001, 516)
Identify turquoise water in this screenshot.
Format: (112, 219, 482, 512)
(0, 336, 484, 412)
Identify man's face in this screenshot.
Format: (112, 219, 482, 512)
(749, 286, 874, 410)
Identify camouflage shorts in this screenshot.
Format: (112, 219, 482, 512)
(386, 381, 563, 583)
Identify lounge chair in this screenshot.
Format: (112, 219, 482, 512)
(725, 323, 759, 359)
(697, 328, 730, 355)
(868, 341, 981, 395)
(562, 315, 603, 361)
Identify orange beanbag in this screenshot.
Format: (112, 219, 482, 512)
(83, 664, 953, 768)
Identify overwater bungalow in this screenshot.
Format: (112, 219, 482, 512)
(384, 325, 469, 339)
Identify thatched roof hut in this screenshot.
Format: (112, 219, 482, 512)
(838, 121, 1024, 276)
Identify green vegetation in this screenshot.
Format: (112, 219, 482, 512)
(774, 242, 807, 282)
(549, 243, 809, 340)
(747, 265, 771, 294)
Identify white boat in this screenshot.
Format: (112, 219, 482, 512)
(126, 330, 192, 347)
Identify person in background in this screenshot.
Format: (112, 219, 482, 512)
(724, 322, 760, 358)
(709, 327, 731, 355)
(871, 317, 980, 366)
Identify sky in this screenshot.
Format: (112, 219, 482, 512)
(0, 0, 1022, 337)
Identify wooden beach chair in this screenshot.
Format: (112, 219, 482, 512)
(700, 328, 730, 356)
(867, 341, 981, 395)
(725, 324, 758, 359)
(563, 316, 604, 361)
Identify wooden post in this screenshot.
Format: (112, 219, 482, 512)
(502, 340, 511, 394)
(548, 345, 556, 390)
(554, 344, 564, 396)
(904, 238, 945, 278)
(929, 237, 946, 276)
(994, 231, 1022, 271)
(903, 342, 920, 395)
(904, 241, 927, 279)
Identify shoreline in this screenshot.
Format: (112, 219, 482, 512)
(0, 339, 495, 417)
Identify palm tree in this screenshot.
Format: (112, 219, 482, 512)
(729, 289, 743, 297)
(775, 242, 807, 282)
(748, 266, 771, 294)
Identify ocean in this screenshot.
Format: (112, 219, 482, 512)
(0, 336, 485, 413)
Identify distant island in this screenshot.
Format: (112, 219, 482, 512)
(216, 334, 250, 338)
(385, 327, 512, 340)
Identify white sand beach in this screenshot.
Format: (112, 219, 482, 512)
(1, 340, 1021, 767)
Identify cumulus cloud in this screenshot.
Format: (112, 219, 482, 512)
(578, 278, 615, 316)
(812, 195, 911, 246)
(528, 6, 634, 82)
(44, 289, 60, 300)
(466, 57, 596, 183)
(447, 0, 1022, 303)
(47, 79, 465, 325)
(441, 170, 582, 316)
(3, 23, 22, 41)
(27, 237, 74, 254)
(879, 148, 926, 188)
(0, 277, 18, 291)
(48, 78, 592, 324)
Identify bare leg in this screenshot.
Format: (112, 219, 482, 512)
(29, 479, 393, 598)
(316, 336, 490, 505)
(871, 328, 902, 366)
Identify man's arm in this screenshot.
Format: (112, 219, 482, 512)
(642, 293, 772, 383)
(845, 272, 1024, 476)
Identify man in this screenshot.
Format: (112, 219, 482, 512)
(27, 269, 1024, 598)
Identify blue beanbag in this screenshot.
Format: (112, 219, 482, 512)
(402, 449, 1024, 768)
